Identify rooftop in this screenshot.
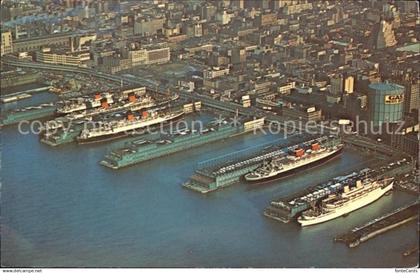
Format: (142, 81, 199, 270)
(368, 82, 404, 92)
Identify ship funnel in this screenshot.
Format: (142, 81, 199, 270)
(128, 93, 136, 102)
(311, 143, 320, 151)
(101, 98, 109, 109)
(127, 112, 135, 121)
(294, 148, 304, 157)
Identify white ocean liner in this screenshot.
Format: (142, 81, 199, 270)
(56, 92, 114, 114)
(77, 109, 183, 141)
(297, 178, 394, 226)
(65, 96, 155, 120)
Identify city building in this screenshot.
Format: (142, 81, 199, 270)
(1, 31, 13, 56)
(368, 82, 405, 126)
(282, 104, 322, 122)
(35, 48, 91, 66)
(13, 32, 74, 53)
(277, 81, 296, 95)
(203, 67, 230, 79)
(134, 17, 165, 36)
(330, 75, 344, 96)
(344, 75, 354, 94)
(145, 47, 171, 65)
(399, 77, 419, 114)
(373, 20, 397, 49)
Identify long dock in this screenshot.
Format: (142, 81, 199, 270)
(334, 202, 419, 248)
(0, 103, 56, 126)
(100, 118, 265, 169)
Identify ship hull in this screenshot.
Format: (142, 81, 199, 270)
(77, 129, 140, 144)
(298, 182, 393, 227)
(245, 146, 343, 184)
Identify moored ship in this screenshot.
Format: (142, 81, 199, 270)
(297, 178, 394, 227)
(77, 108, 184, 143)
(244, 136, 343, 183)
(64, 93, 156, 120)
(56, 92, 115, 114)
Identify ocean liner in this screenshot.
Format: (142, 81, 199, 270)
(64, 93, 155, 120)
(297, 178, 394, 226)
(244, 137, 343, 183)
(77, 108, 184, 143)
(56, 92, 115, 114)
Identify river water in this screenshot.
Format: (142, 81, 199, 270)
(1, 112, 417, 267)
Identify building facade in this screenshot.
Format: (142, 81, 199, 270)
(13, 33, 73, 52)
(134, 17, 165, 36)
(368, 82, 404, 126)
(35, 48, 90, 66)
(1, 31, 13, 56)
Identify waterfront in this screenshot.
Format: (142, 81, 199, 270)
(1, 123, 417, 267)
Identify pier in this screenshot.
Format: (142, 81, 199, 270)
(183, 134, 337, 193)
(334, 202, 419, 248)
(100, 118, 265, 169)
(0, 103, 56, 126)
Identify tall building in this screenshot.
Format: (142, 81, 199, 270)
(257, 12, 277, 27)
(216, 10, 234, 25)
(201, 4, 217, 21)
(395, 1, 419, 13)
(1, 31, 13, 56)
(127, 47, 170, 66)
(35, 48, 90, 66)
(344, 75, 354, 94)
(330, 75, 344, 96)
(231, 0, 244, 9)
(230, 47, 246, 65)
(373, 20, 397, 49)
(13, 32, 74, 53)
(146, 47, 170, 65)
(403, 78, 419, 114)
(134, 17, 165, 36)
(368, 82, 404, 126)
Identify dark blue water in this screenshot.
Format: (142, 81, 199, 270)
(1, 120, 418, 267)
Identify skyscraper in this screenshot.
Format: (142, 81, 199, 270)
(373, 20, 397, 49)
(344, 75, 354, 94)
(1, 31, 13, 56)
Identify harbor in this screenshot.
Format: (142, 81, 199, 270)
(2, 63, 417, 266)
(1, 61, 417, 268)
(3, 121, 417, 267)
